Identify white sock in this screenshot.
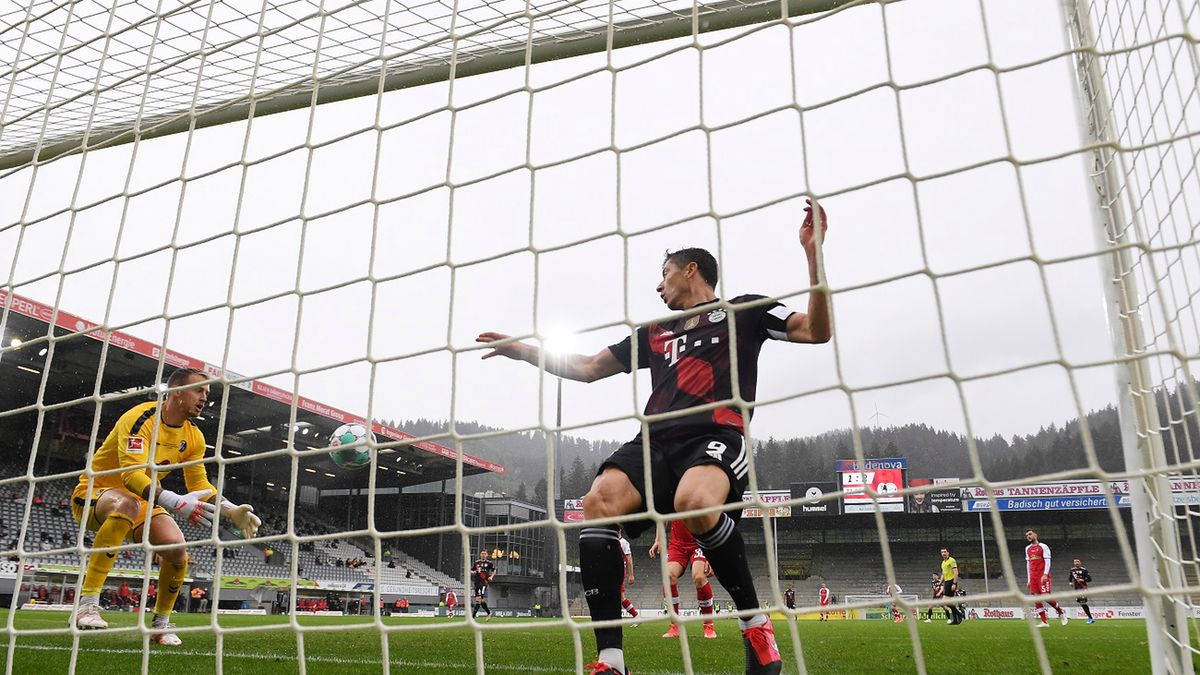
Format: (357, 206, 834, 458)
(738, 614, 767, 631)
(80, 594, 99, 607)
(152, 613, 170, 627)
(598, 648, 625, 672)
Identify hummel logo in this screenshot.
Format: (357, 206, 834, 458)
(104, 552, 116, 559)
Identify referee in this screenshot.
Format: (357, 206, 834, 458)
(940, 547, 963, 625)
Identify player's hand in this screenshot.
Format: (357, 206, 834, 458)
(704, 562, 714, 578)
(476, 332, 526, 360)
(157, 488, 217, 528)
(800, 198, 828, 253)
(648, 540, 660, 558)
(627, 574, 634, 586)
(223, 502, 261, 538)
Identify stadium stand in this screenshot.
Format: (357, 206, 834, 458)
(0, 450, 1158, 617)
(0, 459, 463, 601)
(607, 518, 1150, 616)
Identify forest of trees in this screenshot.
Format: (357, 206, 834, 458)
(373, 398, 1156, 502)
(376, 417, 620, 502)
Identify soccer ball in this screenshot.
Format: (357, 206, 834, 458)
(328, 423, 375, 470)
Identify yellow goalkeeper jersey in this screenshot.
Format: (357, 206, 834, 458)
(78, 401, 216, 499)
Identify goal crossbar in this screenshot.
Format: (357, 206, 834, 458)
(0, 0, 856, 171)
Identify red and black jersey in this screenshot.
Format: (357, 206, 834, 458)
(607, 295, 793, 436)
(472, 559, 496, 586)
(1068, 566, 1091, 590)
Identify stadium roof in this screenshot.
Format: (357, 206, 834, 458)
(0, 290, 504, 491)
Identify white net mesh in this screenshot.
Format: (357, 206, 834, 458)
(2, 0, 1200, 672)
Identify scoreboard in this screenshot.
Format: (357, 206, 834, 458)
(836, 458, 907, 513)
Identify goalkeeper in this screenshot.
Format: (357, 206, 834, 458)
(70, 367, 261, 645)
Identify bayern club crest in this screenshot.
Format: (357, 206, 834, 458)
(707, 309, 726, 323)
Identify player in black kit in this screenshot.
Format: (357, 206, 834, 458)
(1069, 558, 1094, 623)
(471, 550, 496, 619)
(478, 200, 831, 675)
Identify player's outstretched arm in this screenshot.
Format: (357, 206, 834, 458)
(785, 198, 832, 344)
(475, 332, 625, 383)
(648, 529, 662, 558)
(182, 452, 261, 538)
(220, 500, 261, 538)
(155, 488, 218, 528)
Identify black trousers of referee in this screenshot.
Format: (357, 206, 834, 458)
(943, 581, 962, 623)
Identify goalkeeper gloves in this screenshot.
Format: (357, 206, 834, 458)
(221, 499, 261, 539)
(157, 488, 217, 527)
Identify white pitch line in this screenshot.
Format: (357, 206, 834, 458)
(3, 643, 740, 674)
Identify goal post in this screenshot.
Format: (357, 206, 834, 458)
(843, 593, 919, 619)
(1060, 1, 1197, 672)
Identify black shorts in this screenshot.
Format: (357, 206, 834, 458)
(599, 427, 749, 538)
(942, 580, 957, 599)
(1076, 595, 1088, 604)
(473, 584, 488, 598)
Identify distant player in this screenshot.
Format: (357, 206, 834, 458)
(925, 573, 942, 623)
(446, 588, 459, 618)
(940, 547, 963, 625)
(71, 368, 260, 645)
(887, 583, 904, 622)
(818, 583, 830, 621)
(784, 584, 796, 611)
(617, 527, 639, 624)
(1025, 529, 1067, 627)
(471, 551, 496, 619)
(1069, 558, 1094, 624)
(650, 520, 716, 638)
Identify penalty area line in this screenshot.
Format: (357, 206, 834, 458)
(4, 644, 730, 674)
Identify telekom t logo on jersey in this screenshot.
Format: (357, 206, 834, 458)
(662, 333, 721, 366)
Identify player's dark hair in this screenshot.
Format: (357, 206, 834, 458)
(664, 248, 718, 288)
(167, 367, 207, 388)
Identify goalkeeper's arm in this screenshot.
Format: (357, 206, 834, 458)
(218, 498, 261, 538)
(182, 459, 260, 538)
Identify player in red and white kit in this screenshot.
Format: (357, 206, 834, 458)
(818, 583, 831, 621)
(445, 589, 459, 618)
(1025, 529, 1067, 627)
(650, 520, 717, 639)
(887, 583, 905, 623)
(617, 527, 640, 624)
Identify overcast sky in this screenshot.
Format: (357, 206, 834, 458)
(0, 0, 1166, 453)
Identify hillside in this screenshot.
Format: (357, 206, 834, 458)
(379, 399, 1148, 501)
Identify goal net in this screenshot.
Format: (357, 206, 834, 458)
(1, 0, 1199, 673)
(843, 593, 919, 619)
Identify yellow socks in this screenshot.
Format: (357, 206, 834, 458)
(82, 512, 134, 596)
(154, 554, 188, 617)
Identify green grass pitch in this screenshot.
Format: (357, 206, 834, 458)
(0, 610, 1177, 674)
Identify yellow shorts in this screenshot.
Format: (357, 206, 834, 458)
(71, 484, 168, 533)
